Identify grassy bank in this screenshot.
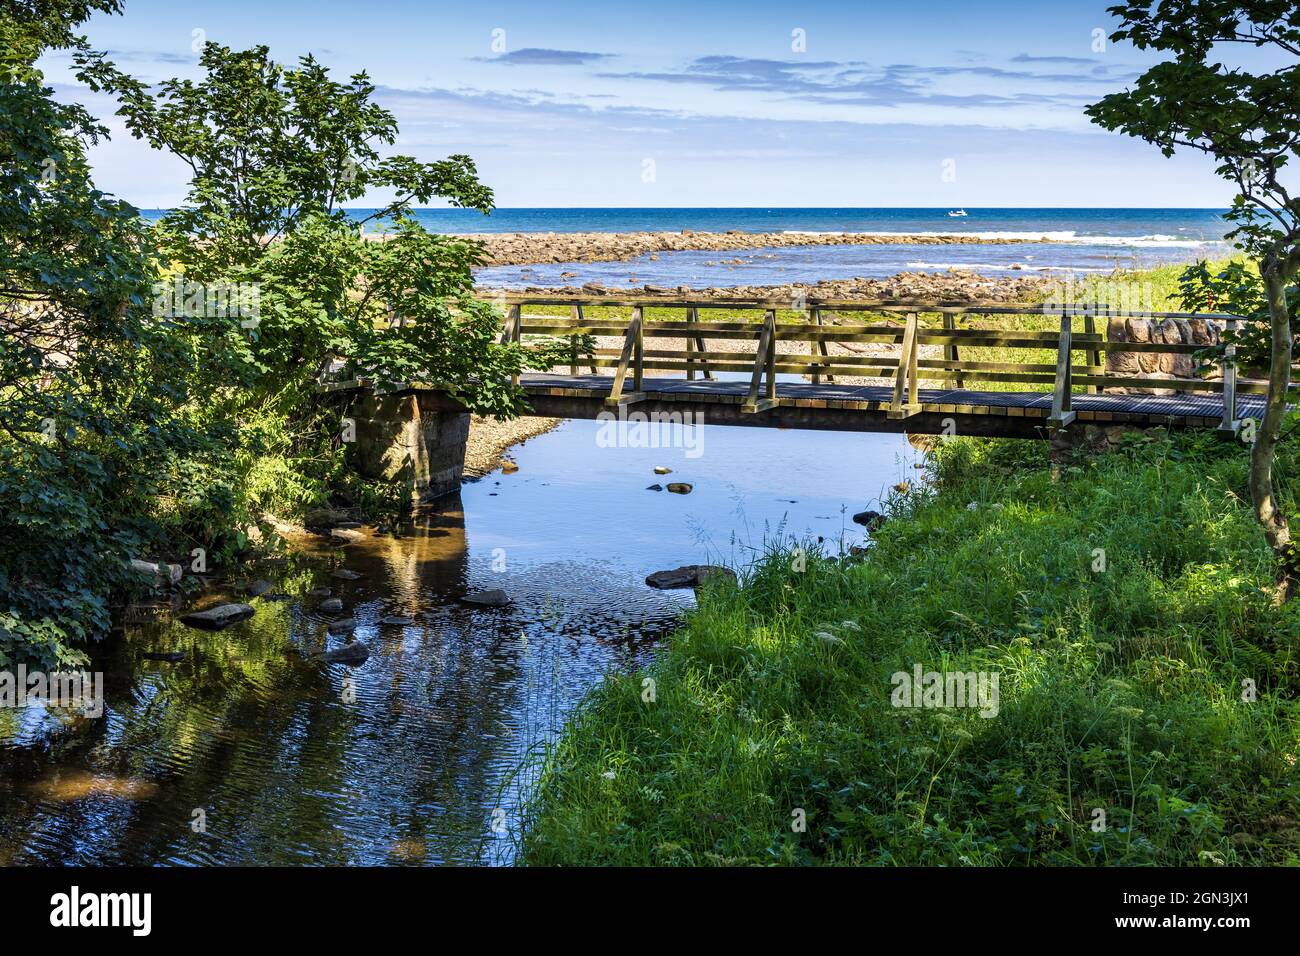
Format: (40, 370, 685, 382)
(520, 431, 1300, 865)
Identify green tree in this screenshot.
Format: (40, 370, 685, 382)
(77, 42, 525, 415)
(1174, 259, 1299, 374)
(1, 0, 200, 665)
(1087, 1, 1300, 599)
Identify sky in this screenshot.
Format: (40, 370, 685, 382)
(35, 0, 1264, 209)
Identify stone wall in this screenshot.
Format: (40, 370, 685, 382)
(347, 392, 470, 504)
(1105, 316, 1221, 395)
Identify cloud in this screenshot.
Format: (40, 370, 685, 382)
(375, 82, 1103, 146)
(598, 55, 1131, 109)
(48, 47, 194, 65)
(478, 48, 614, 66)
(53, 75, 1227, 208)
(1011, 53, 1099, 65)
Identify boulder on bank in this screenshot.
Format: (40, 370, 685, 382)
(645, 565, 737, 590)
(130, 558, 183, 586)
(179, 603, 255, 631)
(460, 589, 511, 607)
(304, 506, 354, 531)
(852, 510, 886, 531)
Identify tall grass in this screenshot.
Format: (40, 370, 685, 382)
(520, 431, 1300, 865)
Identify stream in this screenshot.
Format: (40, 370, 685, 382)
(0, 419, 919, 865)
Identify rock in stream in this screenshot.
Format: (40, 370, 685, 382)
(645, 565, 737, 590)
(179, 603, 256, 631)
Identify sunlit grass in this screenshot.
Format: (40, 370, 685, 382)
(520, 431, 1300, 866)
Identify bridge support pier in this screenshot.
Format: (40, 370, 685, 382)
(347, 391, 469, 504)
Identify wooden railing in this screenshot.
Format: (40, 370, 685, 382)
(492, 295, 1272, 433)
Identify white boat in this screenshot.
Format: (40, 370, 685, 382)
(947, 209, 968, 217)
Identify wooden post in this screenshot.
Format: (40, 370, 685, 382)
(693, 307, 713, 380)
(633, 306, 644, 394)
(686, 306, 697, 381)
(499, 303, 517, 345)
(907, 313, 919, 409)
(888, 312, 922, 419)
(505, 304, 521, 388)
(820, 308, 834, 383)
(811, 307, 833, 384)
(1048, 311, 1076, 428)
(1084, 305, 1103, 394)
(575, 303, 597, 374)
(742, 309, 778, 413)
(605, 308, 646, 406)
(810, 307, 821, 384)
(1218, 317, 1240, 435)
(766, 308, 777, 402)
(943, 312, 963, 388)
(569, 304, 579, 375)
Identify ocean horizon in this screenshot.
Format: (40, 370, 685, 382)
(137, 206, 1231, 241)
(136, 207, 1237, 285)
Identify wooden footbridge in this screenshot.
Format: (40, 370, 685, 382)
(495, 295, 1270, 439)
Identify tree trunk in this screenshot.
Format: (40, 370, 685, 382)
(1250, 265, 1296, 601)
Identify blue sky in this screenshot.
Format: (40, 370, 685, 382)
(38, 0, 1257, 208)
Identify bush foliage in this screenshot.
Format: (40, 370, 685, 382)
(0, 2, 524, 664)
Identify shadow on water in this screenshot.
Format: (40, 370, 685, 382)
(0, 419, 919, 865)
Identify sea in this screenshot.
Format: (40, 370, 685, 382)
(137, 207, 1236, 287)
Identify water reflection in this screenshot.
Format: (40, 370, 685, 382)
(0, 420, 918, 865)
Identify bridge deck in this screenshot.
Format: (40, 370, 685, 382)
(520, 374, 1262, 437)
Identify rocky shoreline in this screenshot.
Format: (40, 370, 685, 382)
(463, 414, 562, 480)
(481, 270, 1057, 303)
(468, 230, 1047, 267)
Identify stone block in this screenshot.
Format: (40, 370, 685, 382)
(348, 392, 469, 503)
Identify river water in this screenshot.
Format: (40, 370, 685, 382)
(0, 419, 919, 865)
